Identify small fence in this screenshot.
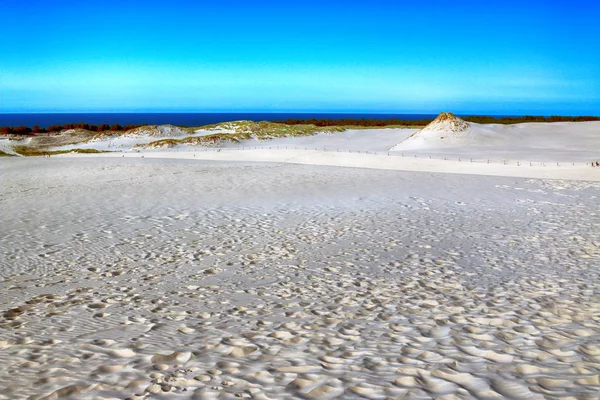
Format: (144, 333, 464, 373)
(130, 145, 597, 168)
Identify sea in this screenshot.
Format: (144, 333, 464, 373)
(0, 113, 440, 128)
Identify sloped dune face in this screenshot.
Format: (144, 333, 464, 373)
(125, 125, 188, 138)
(390, 113, 472, 150)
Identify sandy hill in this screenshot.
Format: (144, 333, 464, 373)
(389, 112, 600, 153)
(390, 113, 485, 151)
(118, 124, 189, 138)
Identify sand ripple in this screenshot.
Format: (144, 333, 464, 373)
(0, 159, 598, 399)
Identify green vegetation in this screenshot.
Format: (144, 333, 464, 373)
(0, 150, 15, 157)
(142, 134, 250, 149)
(12, 146, 111, 157)
(71, 148, 111, 154)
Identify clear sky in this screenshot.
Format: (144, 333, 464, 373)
(1, 0, 599, 114)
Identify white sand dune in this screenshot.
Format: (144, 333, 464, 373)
(125, 124, 189, 137)
(51, 124, 238, 152)
(6, 115, 598, 168)
(0, 139, 21, 156)
(390, 113, 600, 162)
(43, 115, 600, 181)
(46, 117, 600, 173)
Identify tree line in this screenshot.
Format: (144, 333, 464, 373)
(464, 115, 600, 124)
(0, 123, 143, 135)
(276, 118, 433, 127)
(277, 115, 600, 127)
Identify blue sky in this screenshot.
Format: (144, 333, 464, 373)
(1, 0, 599, 114)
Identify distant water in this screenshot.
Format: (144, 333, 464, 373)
(0, 113, 441, 128)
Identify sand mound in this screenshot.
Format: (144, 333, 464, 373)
(0, 139, 22, 156)
(419, 112, 470, 133)
(124, 124, 188, 138)
(389, 112, 473, 151)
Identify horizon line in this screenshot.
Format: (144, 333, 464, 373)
(2, 111, 599, 117)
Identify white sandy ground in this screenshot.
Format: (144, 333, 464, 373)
(59, 149, 600, 182)
(226, 129, 417, 152)
(1, 156, 600, 400)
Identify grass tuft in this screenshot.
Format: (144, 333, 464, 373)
(12, 146, 112, 157)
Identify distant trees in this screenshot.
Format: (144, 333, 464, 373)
(0, 123, 143, 135)
(279, 115, 600, 127)
(463, 115, 600, 124)
(1, 126, 32, 134)
(278, 118, 434, 127)
(1, 115, 599, 135)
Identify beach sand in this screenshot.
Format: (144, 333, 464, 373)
(68, 149, 600, 182)
(1, 156, 599, 399)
